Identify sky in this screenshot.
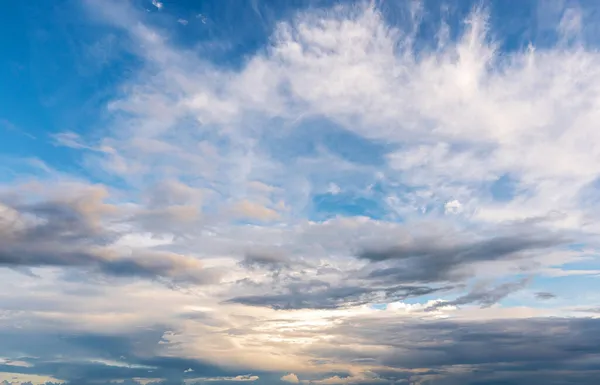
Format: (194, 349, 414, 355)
(2, 0, 600, 384)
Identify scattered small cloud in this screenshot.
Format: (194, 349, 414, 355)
(281, 373, 299, 383)
(196, 13, 207, 23)
(50, 131, 90, 149)
(535, 291, 557, 300)
(444, 199, 462, 214)
(151, 0, 163, 10)
(1, 118, 36, 140)
(327, 183, 341, 195)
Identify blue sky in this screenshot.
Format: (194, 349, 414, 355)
(2, 1, 600, 384)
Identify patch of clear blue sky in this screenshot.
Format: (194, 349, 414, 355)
(503, 274, 600, 309)
(0, 0, 141, 182)
(0, 0, 580, 187)
(490, 174, 518, 202)
(311, 192, 388, 220)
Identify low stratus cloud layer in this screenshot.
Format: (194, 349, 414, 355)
(2, 0, 600, 384)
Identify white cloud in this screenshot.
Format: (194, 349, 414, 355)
(151, 0, 163, 10)
(327, 183, 341, 195)
(52, 131, 98, 151)
(281, 373, 300, 383)
(444, 200, 462, 214)
(196, 14, 207, 24)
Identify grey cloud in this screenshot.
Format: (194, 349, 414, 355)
(172, 221, 568, 311)
(0, 187, 116, 266)
(3, 315, 600, 385)
(96, 250, 223, 285)
(576, 307, 600, 313)
(132, 206, 201, 237)
(0, 188, 217, 285)
(320, 317, 600, 384)
(239, 250, 292, 271)
(535, 291, 557, 300)
(132, 180, 206, 237)
(427, 278, 531, 310)
(146, 180, 204, 208)
(227, 284, 448, 310)
(362, 233, 565, 284)
(0, 328, 261, 385)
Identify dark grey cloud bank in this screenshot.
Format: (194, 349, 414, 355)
(3, 318, 600, 385)
(361, 233, 565, 284)
(313, 317, 600, 385)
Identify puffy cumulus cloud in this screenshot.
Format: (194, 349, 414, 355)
(4, 0, 600, 384)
